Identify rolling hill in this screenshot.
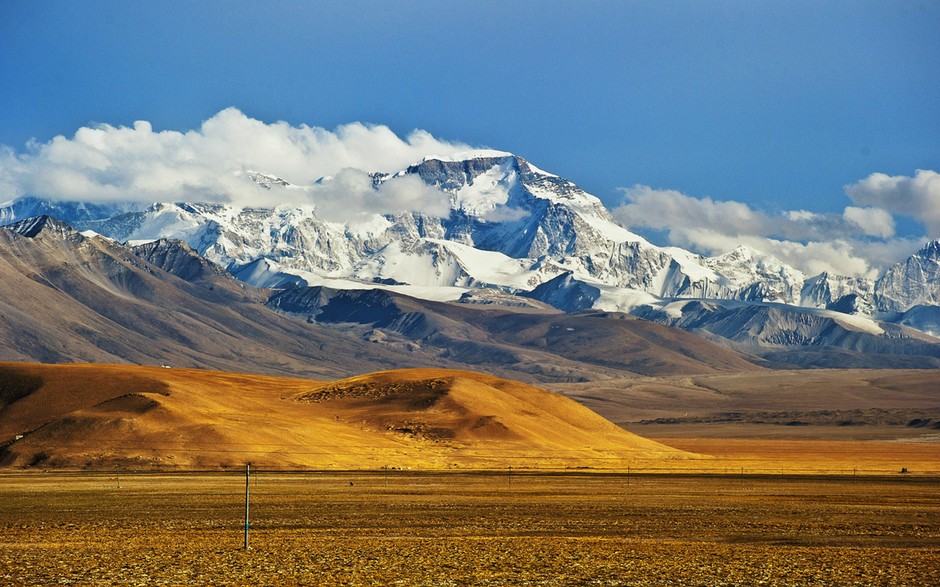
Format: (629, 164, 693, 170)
(268, 285, 762, 378)
(0, 362, 692, 470)
(0, 216, 431, 379)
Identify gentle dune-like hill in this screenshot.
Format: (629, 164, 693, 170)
(0, 363, 692, 470)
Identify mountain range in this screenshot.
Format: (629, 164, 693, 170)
(0, 215, 770, 381)
(1, 152, 938, 369)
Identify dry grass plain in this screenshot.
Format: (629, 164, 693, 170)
(3, 363, 939, 584)
(550, 369, 940, 476)
(1, 471, 938, 586)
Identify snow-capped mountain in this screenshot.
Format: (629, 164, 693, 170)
(874, 240, 940, 311)
(890, 305, 940, 338)
(796, 270, 878, 320)
(630, 297, 933, 350)
(1, 152, 937, 341)
(25, 154, 798, 303)
(702, 245, 804, 304)
(0, 195, 142, 226)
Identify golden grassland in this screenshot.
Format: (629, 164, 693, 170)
(3, 362, 938, 475)
(0, 362, 689, 471)
(0, 471, 938, 586)
(648, 437, 940, 476)
(3, 362, 940, 584)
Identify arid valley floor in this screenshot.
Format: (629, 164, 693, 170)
(1, 363, 938, 585)
(1, 471, 938, 586)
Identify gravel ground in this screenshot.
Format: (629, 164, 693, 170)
(1, 472, 938, 586)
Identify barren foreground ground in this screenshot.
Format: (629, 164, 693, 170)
(1, 472, 938, 586)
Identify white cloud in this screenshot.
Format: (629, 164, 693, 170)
(309, 169, 451, 224)
(845, 169, 940, 237)
(785, 210, 819, 222)
(612, 184, 924, 277)
(480, 205, 531, 223)
(3, 110, 932, 276)
(614, 185, 860, 243)
(842, 206, 895, 239)
(0, 108, 479, 216)
(614, 185, 769, 237)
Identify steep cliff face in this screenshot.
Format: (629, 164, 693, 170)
(875, 240, 940, 311)
(801, 272, 876, 310)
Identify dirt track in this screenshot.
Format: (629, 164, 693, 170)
(2, 471, 938, 586)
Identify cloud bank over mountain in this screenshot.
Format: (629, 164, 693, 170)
(307, 169, 452, 224)
(0, 108, 933, 274)
(0, 107, 471, 217)
(611, 182, 930, 278)
(845, 169, 940, 237)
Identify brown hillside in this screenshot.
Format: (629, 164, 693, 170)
(0, 223, 457, 379)
(0, 221, 765, 383)
(0, 363, 692, 470)
(298, 369, 684, 456)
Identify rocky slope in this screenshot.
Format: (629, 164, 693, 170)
(0, 216, 765, 381)
(0, 216, 440, 379)
(874, 240, 940, 311)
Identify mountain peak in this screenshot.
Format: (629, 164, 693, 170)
(406, 153, 520, 183)
(920, 239, 940, 258)
(419, 149, 514, 164)
(4, 215, 77, 239)
(720, 244, 760, 260)
(246, 170, 291, 189)
(874, 238, 940, 311)
(525, 272, 601, 312)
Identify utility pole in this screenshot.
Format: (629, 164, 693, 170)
(244, 463, 251, 550)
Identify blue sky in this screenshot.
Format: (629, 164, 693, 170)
(1, 1, 938, 273)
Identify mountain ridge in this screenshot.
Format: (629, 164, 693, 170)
(1, 151, 937, 356)
(0, 216, 764, 380)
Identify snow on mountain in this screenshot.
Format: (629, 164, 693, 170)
(353, 238, 543, 291)
(40, 154, 676, 297)
(245, 171, 292, 189)
(891, 305, 940, 338)
(2, 151, 938, 341)
(638, 297, 888, 337)
(800, 272, 875, 310)
(6, 215, 76, 239)
(0, 196, 142, 226)
(702, 245, 805, 304)
(874, 240, 940, 312)
(628, 296, 940, 369)
(231, 257, 305, 289)
(420, 149, 514, 164)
